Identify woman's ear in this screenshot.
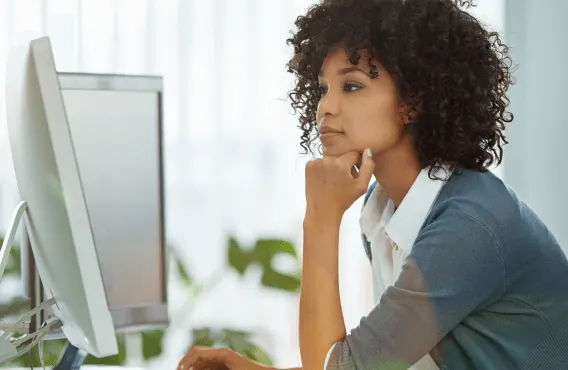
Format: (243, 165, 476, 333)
(399, 96, 422, 125)
(398, 105, 416, 125)
(406, 109, 418, 125)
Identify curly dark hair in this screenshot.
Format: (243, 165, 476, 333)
(286, 0, 515, 174)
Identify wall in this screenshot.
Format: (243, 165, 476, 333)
(504, 0, 568, 253)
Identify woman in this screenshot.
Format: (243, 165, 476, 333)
(177, 0, 568, 369)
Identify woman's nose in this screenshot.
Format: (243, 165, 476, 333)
(317, 88, 340, 118)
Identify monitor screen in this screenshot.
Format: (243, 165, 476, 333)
(21, 72, 169, 335)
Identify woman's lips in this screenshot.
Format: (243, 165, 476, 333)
(319, 132, 344, 142)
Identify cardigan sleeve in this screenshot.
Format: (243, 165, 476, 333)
(325, 211, 507, 370)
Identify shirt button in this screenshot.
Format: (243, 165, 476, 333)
(393, 244, 399, 251)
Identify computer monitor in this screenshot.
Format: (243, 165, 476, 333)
(5, 37, 118, 358)
(20, 71, 169, 336)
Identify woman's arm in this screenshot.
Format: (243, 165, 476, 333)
(324, 211, 506, 369)
(299, 150, 374, 369)
(299, 213, 346, 370)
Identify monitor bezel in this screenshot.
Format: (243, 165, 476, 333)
(22, 72, 169, 336)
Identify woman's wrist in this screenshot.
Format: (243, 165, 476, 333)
(303, 208, 343, 230)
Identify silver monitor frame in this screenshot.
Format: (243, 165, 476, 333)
(21, 72, 169, 335)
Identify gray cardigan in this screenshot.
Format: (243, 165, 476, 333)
(326, 168, 568, 370)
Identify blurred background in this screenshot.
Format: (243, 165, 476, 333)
(1, 0, 566, 369)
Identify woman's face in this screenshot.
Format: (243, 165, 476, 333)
(316, 48, 408, 158)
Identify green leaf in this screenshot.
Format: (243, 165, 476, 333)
(142, 329, 165, 360)
(255, 239, 298, 262)
(254, 239, 301, 293)
(228, 237, 251, 275)
(244, 344, 273, 366)
(222, 329, 251, 353)
(227, 237, 301, 293)
(261, 270, 301, 293)
(177, 259, 193, 287)
(170, 248, 193, 287)
(191, 328, 215, 348)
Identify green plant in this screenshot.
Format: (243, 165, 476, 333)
(0, 235, 301, 367)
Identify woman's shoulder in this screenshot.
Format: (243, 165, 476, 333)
(433, 168, 519, 229)
(429, 168, 565, 267)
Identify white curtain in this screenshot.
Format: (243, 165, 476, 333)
(0, 1, 504, 368)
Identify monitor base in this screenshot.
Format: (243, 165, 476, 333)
(53, 343, 88, 370)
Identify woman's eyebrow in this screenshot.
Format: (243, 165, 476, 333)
(318, 66, 370, 77)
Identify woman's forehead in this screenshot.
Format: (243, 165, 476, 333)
(320, 48, 379, 75)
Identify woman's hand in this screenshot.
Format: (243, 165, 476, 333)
(304, 148, 375, 223)
(176, 346, 272, 370)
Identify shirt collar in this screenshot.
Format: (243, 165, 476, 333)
(360, 165, 452, 252)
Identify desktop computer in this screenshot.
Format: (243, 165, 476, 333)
(21, 70, 169, 339)
(1, 36, 169, 368)
(2, 35, 118, 363)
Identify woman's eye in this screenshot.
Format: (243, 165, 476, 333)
(317, 83, 361, 95)
(343, 83, 362, 92)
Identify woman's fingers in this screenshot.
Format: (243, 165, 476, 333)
(178, 346, 231, 370)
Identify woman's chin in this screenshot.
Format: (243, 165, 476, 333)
(321, 145, 357, 158)
(321, 146, 344, 157)
(322, 145, 350, 157)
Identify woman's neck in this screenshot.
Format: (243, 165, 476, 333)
(372, 139, 422, 208)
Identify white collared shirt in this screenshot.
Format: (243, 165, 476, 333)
(360, 167, 451, 370)
(324, 166, 451, 369)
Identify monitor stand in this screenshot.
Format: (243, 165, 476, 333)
(53, 343, 88, 370)
(0, 201, 27, 282)
(1, 201, 110, 370)
(0, 202, 86, 370)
